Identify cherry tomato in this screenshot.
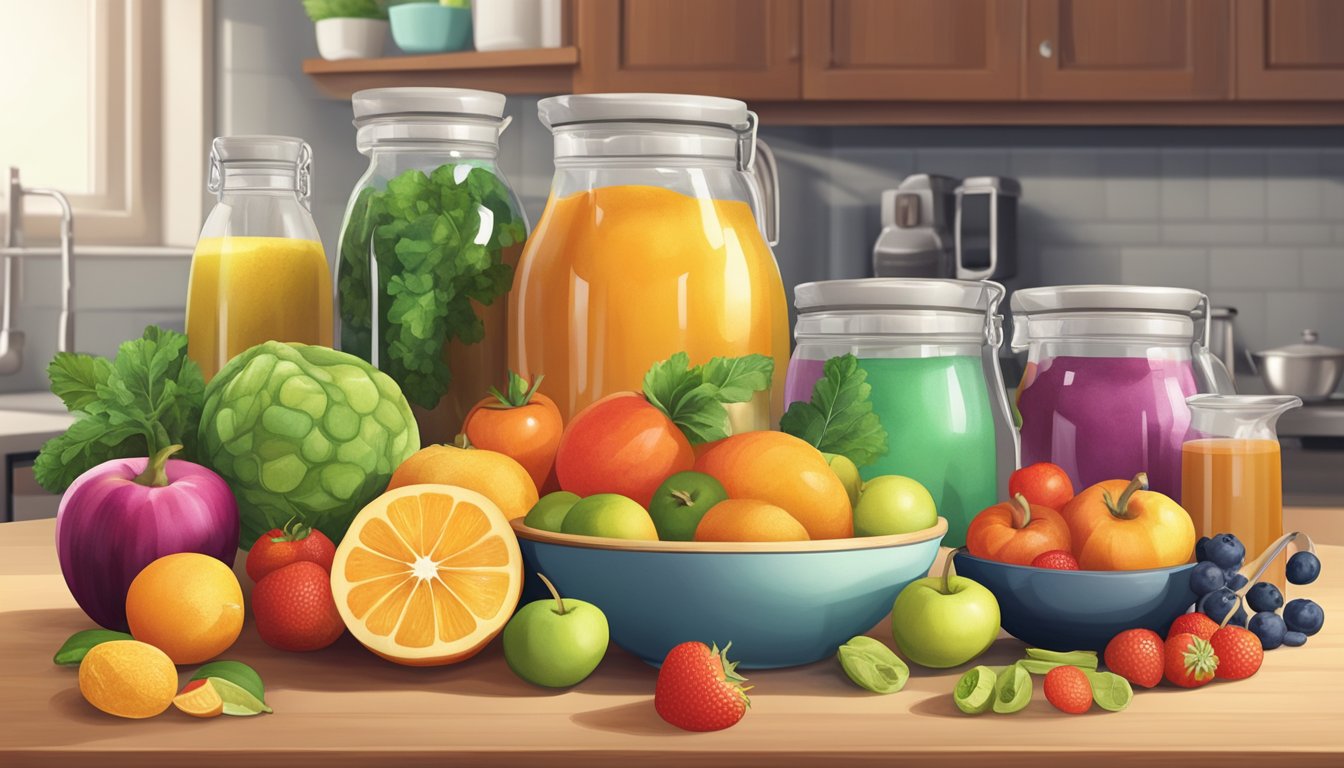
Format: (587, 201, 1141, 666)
(1008, 462, 1075, 511)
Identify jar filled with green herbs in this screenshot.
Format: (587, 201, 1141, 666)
(337, 87, 528, 441)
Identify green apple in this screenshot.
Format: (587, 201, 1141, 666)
(648, 471, 728, 541)
(854, 475, 937, 536)
(560, 493, 658, 540)
(524, 491, 581, 532)
(890, 558, 1000, 668)
(502, 573, 609, 688)
(823, 452, 862, 509)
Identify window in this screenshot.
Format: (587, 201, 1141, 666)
(0, 0, 210, 246)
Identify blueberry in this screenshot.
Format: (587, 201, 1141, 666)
(1283, 631, 1308, 647)
(1246, 581, 1284, 613)
(1205, 533, 1246, 570)
(1189, 561, 1226, 596)
(1284, 598, 1325, 636)
(1224, 569, 1249, 591)
(1199, 588, 1240, 625)
(1195, 536, 1211, 562)
(1249, 611, 1287, 650)
(1287, 551, 1321, 585)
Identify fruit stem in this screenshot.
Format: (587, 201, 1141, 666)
(1218, 593, 1245, 631)
(487, 371, 544, 409)
(271, 517, 312, 543)
(451, 433, 473, 450)
(133, 444, 182, 488)
(939, 551, 956, 595)
(670, 489, 695, 507)
(1009, 494, 1032, 529)
(1104, 473, 1148, 520)
(537, 572, 566, 615)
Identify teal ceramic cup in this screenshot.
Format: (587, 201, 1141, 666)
(389, 4, 472, 54)
(512, 517, 947, 669)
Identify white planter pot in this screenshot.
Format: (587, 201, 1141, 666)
(314, 18, 388, 60)
(474, 0, 561, 51)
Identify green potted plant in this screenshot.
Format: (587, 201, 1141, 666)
(303, 0, 389, 60)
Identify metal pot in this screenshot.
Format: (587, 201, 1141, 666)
(1254, 329, 1344, 402)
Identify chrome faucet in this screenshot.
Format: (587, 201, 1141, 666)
(1, 167, 76, 374)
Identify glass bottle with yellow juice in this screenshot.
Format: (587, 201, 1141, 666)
(1181, 395, 1302, 588)
(186, 137, 331, 380)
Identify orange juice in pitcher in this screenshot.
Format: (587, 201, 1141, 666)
(1181, 395, 1302, 588)
(509, 94, 790, 427)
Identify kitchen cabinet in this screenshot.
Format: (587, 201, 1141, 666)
(4, 516, 1344, 766)
(1024, 0, 1230, 100)
(1235, 0, 1344, 99)
(572, 0, 802, 100)
(801, 0, 1022, 100)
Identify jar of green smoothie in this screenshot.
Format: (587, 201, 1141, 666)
(783, 279, 1018, 547)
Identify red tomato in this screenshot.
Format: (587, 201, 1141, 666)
(1008, 462, 1075, 511)
(554, 392, 693, 507)
(463, 373, 564, 494)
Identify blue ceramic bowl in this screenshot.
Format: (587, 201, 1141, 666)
(389, 4, 472, 54)
(512, 517, 947, 669)
(952, 551, 1198, 652)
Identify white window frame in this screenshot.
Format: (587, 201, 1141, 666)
(3, 0, 212, 247)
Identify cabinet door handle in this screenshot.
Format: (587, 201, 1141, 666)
(1038, 39, 1053, 59)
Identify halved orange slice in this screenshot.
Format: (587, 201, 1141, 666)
(330, 484, 523, 666)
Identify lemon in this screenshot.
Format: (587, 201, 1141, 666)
(79, 640, 177, 719)
(126, 552, 244, 664)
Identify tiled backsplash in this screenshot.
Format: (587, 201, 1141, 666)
(2, 0, 1341, 395)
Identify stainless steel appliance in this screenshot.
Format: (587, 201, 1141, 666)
(873, 174, 1020, 280)
(955, 176, 1020, 280)
(1255, 330, 1344, 402)
(872, 174, 959, 278)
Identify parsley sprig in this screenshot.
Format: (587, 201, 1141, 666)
(641, 352, 774, 445)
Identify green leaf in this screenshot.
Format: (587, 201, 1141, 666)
(697, 354, 774, 404)
(779, 354, 889, 467)
(191, 661, 266, 704)
(53, 629, 133, 666)
(46, 353, 113, 412)
(301, 0, 386, 22)
(208, 677, 273, 716)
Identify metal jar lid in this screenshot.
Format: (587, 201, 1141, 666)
(794, 278, 1003, 314)
(1257, 330, 1344, 360)
(1011, 285, 1204, 315)
(538, 93, 751, 131)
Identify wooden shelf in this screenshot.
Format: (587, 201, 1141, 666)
(303, 47, 579, 99)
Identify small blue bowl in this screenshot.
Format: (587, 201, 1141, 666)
(953, 551, 1198, 652)
(512, 517, 947, 669)
(389, 4, 472, 54)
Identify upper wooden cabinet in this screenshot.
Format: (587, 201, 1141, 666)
(1025, 0, 1230, 100)
(1236, 0, 1344, 100)
(571, 0, 802, 99)
(801, 0, 1022, 100)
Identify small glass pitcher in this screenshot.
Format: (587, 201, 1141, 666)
(1181, 394, 1301, 587)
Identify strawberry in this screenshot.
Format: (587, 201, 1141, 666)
(654, 642, 750, 732)
(1030, 550, 1080, 570)
(251, 561, 346, 652)
(1210, 625, 1263, 680)
(1103, 628, 1164, 688)
(246, 519, 336, 583)
(1044, 665, 1093, 714)
(1167, 612, 1219, 641)
(1164, 632, 1219, 688)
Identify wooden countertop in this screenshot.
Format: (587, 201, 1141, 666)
(2, 511, 1342, 767)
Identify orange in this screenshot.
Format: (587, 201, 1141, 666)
(79, 640, 178, 719)
(330, 484, 523, 666)
(694, 499, 810, 542)
(694, 431, 854, 539)
(387, 445, 539, 520)
(125, 552, 244, 664)
(172, 679, 224, 718)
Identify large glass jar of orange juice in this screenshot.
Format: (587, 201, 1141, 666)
(511, 94, 789, 428)
(186, 136, 332, 380)
(337, 88, 528, 443)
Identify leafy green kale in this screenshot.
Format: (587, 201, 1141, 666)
(33, 326, 206, 493)
(642, 352, 775, 445)
(338, 164, 526, 409)
(779, 354, 889, 467)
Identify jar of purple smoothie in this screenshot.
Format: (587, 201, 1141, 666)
(1010, 285, 1233, 502)
(783, 279, 1019, 547)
